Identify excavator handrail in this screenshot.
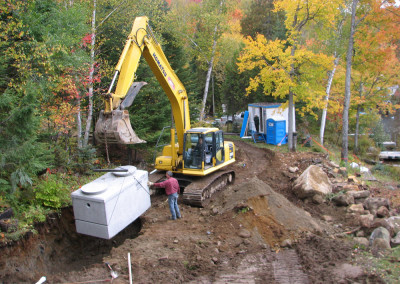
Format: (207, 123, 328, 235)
(152, 125, 172, 163)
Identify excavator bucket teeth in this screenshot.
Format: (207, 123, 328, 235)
(94, 110, 146, 145)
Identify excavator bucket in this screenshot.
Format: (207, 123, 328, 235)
(94, 82, 147, 145)
(94, 110, 146, 144)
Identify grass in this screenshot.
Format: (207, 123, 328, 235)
(354, 246, 400, 283)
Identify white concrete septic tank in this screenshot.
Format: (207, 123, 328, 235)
(71, 165, 150, 239)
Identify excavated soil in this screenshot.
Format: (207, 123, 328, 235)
(0, 140, 387, 283)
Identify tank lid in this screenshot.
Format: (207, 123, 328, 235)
(80, 180, 108, 195)
(112, 165, 137, 177)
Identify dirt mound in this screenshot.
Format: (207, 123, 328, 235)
(217, 177, 327, 247)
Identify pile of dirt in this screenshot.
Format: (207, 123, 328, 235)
(0, 140, 389, 283)
(216, 177, 328, 247)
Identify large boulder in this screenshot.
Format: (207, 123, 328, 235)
(332, 193, 354, 206)
(370, 227, 392, 257)
(293, 165, 332, 199)
(369, 227, 391, 246)
(363, 197, 390, 216)
(347, 190, 371, 200)
(386, 216, 400, 235)
(391, 231, 400, 247)
(371, 219, 394, 236)
(358, 214, 374, 228)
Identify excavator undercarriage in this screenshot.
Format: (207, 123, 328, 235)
(150, 170, 235, 207)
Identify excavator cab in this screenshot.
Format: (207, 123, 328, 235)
(183, 129, 225, 171)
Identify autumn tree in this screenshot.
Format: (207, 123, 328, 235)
(341, 0, 400, 162)
(238, 0, 342, 151)
(350, 1, 400, 153)
(0, 0, 90, 193)
(165, 0, 237, 121)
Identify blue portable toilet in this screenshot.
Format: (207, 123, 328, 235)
(266, 119, 287, 145)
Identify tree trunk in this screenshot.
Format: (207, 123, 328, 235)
(354, 81, 362, 154)
(341, 0, 358, 163)
(288, 44, 297, 152)
(77, 97, 82, 148)
(200, 30, 217, 122)
(320, 57, 339, 145)
(354, 104, 361, 154)
(199, 0, 224, 122)
(83, 0, 96, 147)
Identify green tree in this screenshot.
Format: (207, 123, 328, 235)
(0, 0, 90, 194)
(240, 0, 286, 40)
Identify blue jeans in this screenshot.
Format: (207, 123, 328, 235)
(168, 193, 181, 220)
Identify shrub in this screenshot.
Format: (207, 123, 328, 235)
(72, 145, 98, 175)
(33, 173, 71, 208)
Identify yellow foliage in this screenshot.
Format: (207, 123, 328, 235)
(238, 33, 333, 117)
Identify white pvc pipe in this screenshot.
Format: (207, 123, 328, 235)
(35, 276, 46, 284)
(128, 252, 132, 284)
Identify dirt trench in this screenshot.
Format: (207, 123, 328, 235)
(0, 141, 383, 283)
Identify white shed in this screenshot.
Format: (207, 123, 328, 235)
(241, 103, 296, 143)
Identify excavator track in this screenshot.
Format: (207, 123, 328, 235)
(180, 170, 235, 207)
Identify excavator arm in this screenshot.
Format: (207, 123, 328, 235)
(95, 16, 191, 152)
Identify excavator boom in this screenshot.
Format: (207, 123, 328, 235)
(95, 16, 236, 206)
(94, 16, 190, 149)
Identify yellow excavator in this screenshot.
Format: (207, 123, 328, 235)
(94, 16, 235, 206)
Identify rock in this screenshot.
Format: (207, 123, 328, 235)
(293, 165, 332, 199)
(212, 257, 218, 264)
(322, 215, 333, 222)
(288, 166, 299, 173)
(370, 227, 391, 246)
(353, 237, 369, 248)
(339, 167, 348, 177)
(376, 206, 390, 218)
(312, 194, 325, 204)
(243, 239, 251, 246)
(328, 161, 340, 168)
(371, 238, 391, 258)
(348, 176, 360, 184)
(386, 216, 400, 235)
(173, 239, 179, 244)
(0, 218, 18, 233)
(359, 214, 374, 228)
(212, 207, 219, 215)
(334, 263, 364, 281)
(356, 230, 365, 237)
(391, 231, 400, 247)
(348, 204, 364, 213)
(371, 219, 393, 236)
(0, 208, 14, 220)
(238, 229, 251, 238)
(347, 190, 370, 199)
(343, 184, 360, 192)
(281, 239, 292, 248)
(363, 197, 390, 216)
(332, 193, 354, 206)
